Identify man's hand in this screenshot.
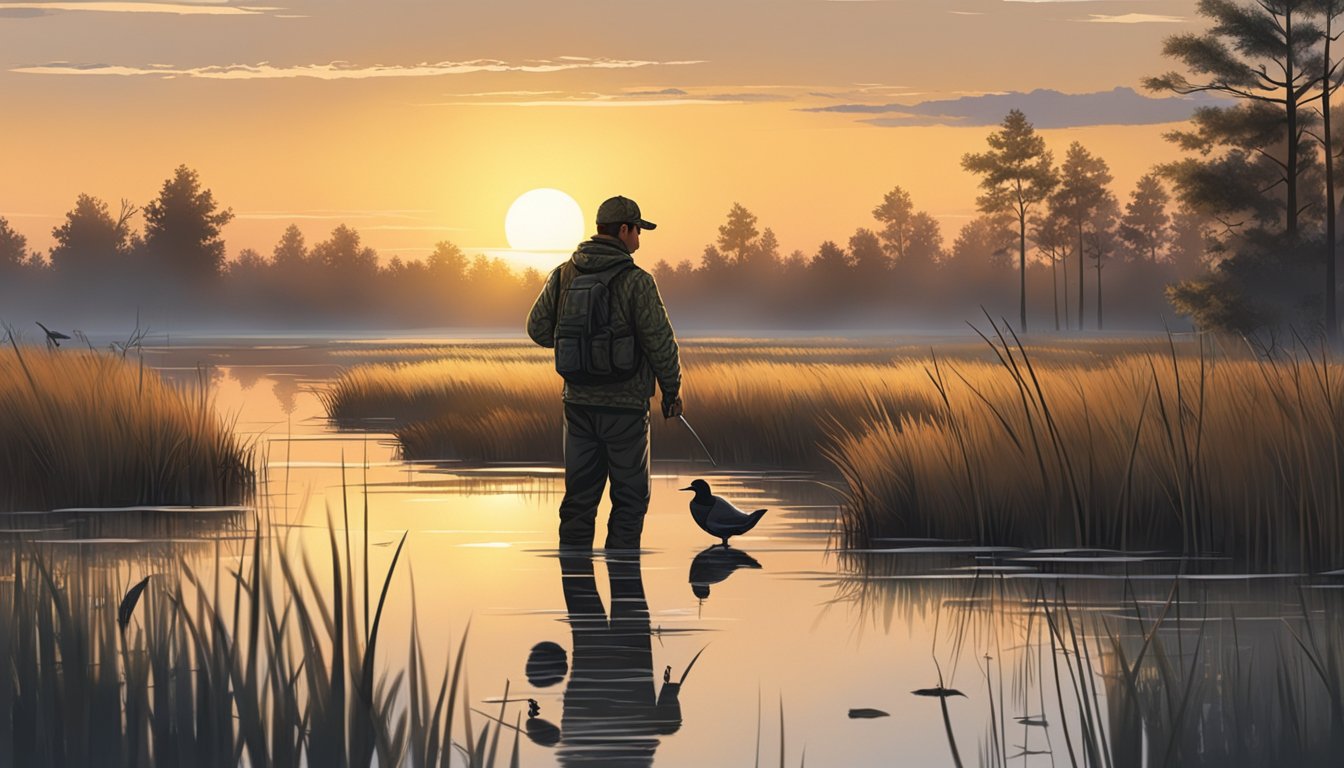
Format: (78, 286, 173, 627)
(661, 395, 683, 419)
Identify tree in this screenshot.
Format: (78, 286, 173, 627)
(1085, 197, 1123, 330)
(426, 239, 468, 282)
(741, 226, 781, 278)
(1030, 211, 1073, 330)
(951, 214, 1018, 269)
(312, 224, 378, 275)
(962, 109, 1059, 331)
(716, 203, 759, 264)
(1119, 173, 1173, 262)
(1146, 0, 1323, 241)
(272, 224, 308, 270)
(1310, 0, 1344, 339)
(906, 212, 946, 264)
(848, 227, 889, 285)
(0, 216, 26, 271)
(142, 165, 234, 281)
(229, 247, 268, 279)
(872, 186, 917, 258)
(1052, 142, 1115, 329)
(50, 194, 134, 275)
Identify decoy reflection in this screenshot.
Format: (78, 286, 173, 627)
(688, 544, 762, 600)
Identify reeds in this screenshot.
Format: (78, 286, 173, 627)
(319, 343, 950, 469)
(0, 516, 514, 767)
(829, 322, 1344, 569)
(0, 339, 252, 511)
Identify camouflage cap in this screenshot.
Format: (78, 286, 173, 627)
(595, 195, 657, 230)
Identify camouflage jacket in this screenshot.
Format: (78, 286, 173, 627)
(527, 236, 681, 412)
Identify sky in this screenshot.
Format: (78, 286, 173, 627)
(0, 0, 1208, 271)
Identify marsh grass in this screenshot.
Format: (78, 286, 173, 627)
(320, 343, 968, 469)
(830, 321, 1344, 569)
(0, 508, 515, 767)
(0, 339, 252, 511)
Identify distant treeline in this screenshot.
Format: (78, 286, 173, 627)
(7, 4, 1344, 337)
(0, 161, 1214, 333)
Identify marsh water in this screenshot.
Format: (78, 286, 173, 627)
(19, 338, 1344, 766)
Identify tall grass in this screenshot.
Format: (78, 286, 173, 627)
(829, 323, 1344, 569)
(319, 344, 951, 469)
(0, 340, 252, 511)
(0, 514, 515, 767)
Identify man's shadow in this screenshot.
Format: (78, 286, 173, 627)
(526, 552, 690, 766)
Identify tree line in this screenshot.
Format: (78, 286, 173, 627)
(0, 160, 1209, 332)
(4, 0, 1341, 337)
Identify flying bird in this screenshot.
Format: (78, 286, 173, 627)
(35, 322, 70, 349)
(679, 478, 767, 546)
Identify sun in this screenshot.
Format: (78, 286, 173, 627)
(504, 188, 585, 251)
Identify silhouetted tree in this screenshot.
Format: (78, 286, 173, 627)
(1311, 0, 1344, 339)
(1086, 197, 1122, 330)
(951, 214, 1017, 269)
(142, 165, 234, 281)
(427, 239, 467, 279)
(0, 217, 26, 272)
(848, 227, 889, 302)
(1147, 0, 1323, 241)
(230, 247, 268, 276)
(50, 194, 134, 275)
(1031, 211, 1072, 330)
(962, 109, 1058, 331)
(1170, 206, 1212, 277)
(872, 186, 918, 258)
(1052, 142, 1114, 329)
(312, 224, 378, 275)
(1119, 173, 1173, 262)
(272, 224, 308, 270)
(716, 203, 759, 264)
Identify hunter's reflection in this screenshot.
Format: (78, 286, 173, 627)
(526, 552, 683, 766)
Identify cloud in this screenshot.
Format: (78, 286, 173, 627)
(236, 209, 434, 221)
(625, 87, 689, 96)
(0, 2, 281, 15)
(11, 57, 705, 79)
(429, 85, 793, 108)
(422, 98, 741, 108)
(803, 86, 1232, 128)
(947, 10, 984, 15)
(1080, 13, 1184, 23)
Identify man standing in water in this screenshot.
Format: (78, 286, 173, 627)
(527, 195, 683, 550)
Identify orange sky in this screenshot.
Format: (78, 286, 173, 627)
(0, 0, 1203, 272)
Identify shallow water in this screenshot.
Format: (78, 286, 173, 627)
(14, 340, 1344, 767)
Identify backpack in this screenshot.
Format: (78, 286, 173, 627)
(552, 261, 641, 385)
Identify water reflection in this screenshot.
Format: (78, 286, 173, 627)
(688, 545, 761, 600)
(836, 548, 1344, 767)
(527, 553, 685, 766)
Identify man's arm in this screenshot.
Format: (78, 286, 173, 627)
(526, 268, 560, 347)
(630, 271, 681, 407)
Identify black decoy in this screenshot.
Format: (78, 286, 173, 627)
(36, 321, 70, 349)
(679, 479, 767, 546)
(912, 686, 967, 698)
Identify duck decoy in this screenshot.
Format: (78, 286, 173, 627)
(679, 479, 767, 546)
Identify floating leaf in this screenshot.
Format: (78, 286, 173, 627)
(118, 576, 151, 632)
